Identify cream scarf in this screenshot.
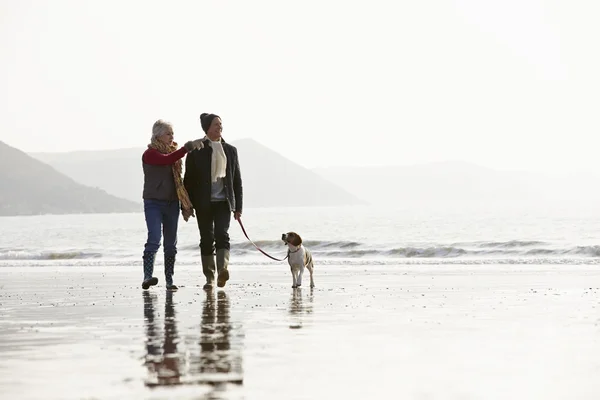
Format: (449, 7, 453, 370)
(206, 136, 227, 182)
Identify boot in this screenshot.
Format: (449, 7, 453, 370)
(216, 249, 230, 288)
(201, 254, 216, 290)
(164, 253, 178, 291)
(142, 252, 159, 290)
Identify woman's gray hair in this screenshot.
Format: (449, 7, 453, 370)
(151, 119, 173, 140)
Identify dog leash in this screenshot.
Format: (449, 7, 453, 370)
(237, 218, 288, 262)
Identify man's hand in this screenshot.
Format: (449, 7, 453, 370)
(234, 211, 242, 221)
(182, 208, 195, 222)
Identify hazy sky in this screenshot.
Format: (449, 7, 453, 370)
(1, 1, 598, 172)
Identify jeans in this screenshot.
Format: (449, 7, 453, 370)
(143, 199, 180, 256)
(196, 201, 231, 255)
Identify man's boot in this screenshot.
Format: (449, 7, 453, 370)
(202, 254, 216, 290)
(165, 253, 178, 291)
(216, 249, 230, 288)
(142, 252, 159, 290)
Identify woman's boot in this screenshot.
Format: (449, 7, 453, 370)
(164, 253, 178, 291)
(142, 252, 159, 289)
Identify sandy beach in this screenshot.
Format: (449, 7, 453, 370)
(1, 263, 599, 400)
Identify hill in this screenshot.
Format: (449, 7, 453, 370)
(232, 139, 366, 207)
(30, 139, 365, 208)
(312, 161, 600, 212)
(31, 147, 145, 204)
(0, 141, 140, 216)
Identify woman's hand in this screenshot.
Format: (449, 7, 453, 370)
(184, 139, 205, 151)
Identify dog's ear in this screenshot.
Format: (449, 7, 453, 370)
(289, 232, 302, 246)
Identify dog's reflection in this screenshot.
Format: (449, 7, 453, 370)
(143, 290, 182, 386)
(190, 290, 244, 384)
(288, 287, 314, 329)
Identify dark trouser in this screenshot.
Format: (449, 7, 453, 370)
(196, 201, 231, 256)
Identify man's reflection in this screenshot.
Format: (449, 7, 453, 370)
(142, 290, 243, 390)
(143, 290, 182, 387)
(191, 290, 243, 384)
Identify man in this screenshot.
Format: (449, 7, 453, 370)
(184, 113, 243, 289)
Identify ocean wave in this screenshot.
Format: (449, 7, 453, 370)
(232, 244, 600, 259)
(3, 242, 600, 261)
(302, 247, 469, 258)
(226, 239, 560, 257)
(183, 240, 362, 252)
(236, 239, 362, 251)
(0, 250, 102, 260)
(3, 257, 600, 267)
(568, 245, 600, 256)
(526, 245, 600, 257)
(455, 240, 548, 248)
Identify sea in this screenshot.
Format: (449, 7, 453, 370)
(2, 205, 600, 267)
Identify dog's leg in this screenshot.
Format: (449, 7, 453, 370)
(291, 267, 298, 288)
(306, 262, 315, 288)
(297, 265, 304, 287)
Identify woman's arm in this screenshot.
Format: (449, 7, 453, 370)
(142, 140, 203, 166)
(142, 147, 188, 166)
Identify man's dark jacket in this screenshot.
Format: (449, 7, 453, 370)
(183, 138, 243, 213)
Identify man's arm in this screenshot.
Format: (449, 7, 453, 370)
(233, 148, 243, 214)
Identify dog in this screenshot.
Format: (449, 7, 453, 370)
(281, 232, 315, 288)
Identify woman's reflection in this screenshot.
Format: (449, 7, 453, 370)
(143, 290, 182, 387)
(143, 290, 243, 389)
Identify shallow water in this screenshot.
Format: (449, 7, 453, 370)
(1, 264, 599, 399)
(3, 206, 600, 266)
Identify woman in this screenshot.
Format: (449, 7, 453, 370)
(184, 113, 243, 290)
(141, 119, 203, 291)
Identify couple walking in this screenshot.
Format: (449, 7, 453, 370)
(140, 113, 243, 291)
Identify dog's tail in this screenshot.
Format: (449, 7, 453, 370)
(304, 249, 313, 268)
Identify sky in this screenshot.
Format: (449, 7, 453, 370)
(1, 0, 599, 172)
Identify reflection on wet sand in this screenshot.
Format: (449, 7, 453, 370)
(190, 290, 244, 384)
(143, 290, 182, 386)
(288, 288, 314, 329)
(143, 290, 243, 389)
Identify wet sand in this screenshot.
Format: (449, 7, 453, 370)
(1, 264, 599, 399)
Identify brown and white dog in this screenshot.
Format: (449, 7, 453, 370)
(281, 232, 315, 288)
